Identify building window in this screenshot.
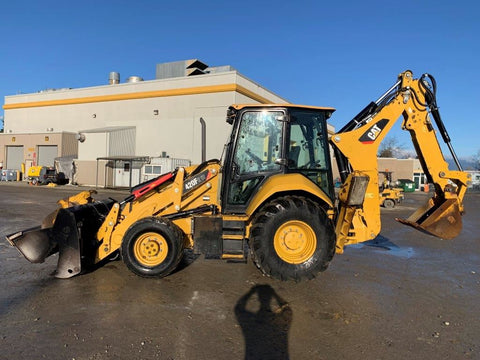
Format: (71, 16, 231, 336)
(144, 165, 162, 175)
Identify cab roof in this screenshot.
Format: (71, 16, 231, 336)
(230, 103, 336, 112)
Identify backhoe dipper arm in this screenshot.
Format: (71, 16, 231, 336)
(331, 70, 469, 252)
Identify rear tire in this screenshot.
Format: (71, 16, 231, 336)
(383, 199, 395, 208)
(121, 217, 184, 278)
(249, 196, 336, 281)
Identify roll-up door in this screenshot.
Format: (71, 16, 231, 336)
(38, 145, 58, 167)
(6, 146, 24, 170)
(109, 128, 135, 156)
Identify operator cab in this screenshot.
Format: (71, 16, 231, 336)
(222, 104, 335, 213)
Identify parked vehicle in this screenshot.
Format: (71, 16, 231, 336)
(26, 166, 67, 185)
(379, 171, 404, 208)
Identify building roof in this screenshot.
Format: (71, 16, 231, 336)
(79, 126, 135, 133)
(230, 103, 336, 112)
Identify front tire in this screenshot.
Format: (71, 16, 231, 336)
(121, 217, 184, 278)
(383, 199, 395, 208)
(249, 196, 336, 281)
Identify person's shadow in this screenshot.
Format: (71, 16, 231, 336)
(235, 284, 292, 360)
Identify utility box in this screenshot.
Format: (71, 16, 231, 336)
(141, 157, 191, 182)
(1, 169, 18, 181)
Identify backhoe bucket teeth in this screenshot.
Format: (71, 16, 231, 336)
(6, 199, 115, 278)
(396, 197, 463, 239)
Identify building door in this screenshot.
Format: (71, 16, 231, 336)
(114, 161, 141, 188)
(25, 160, 34, 176)
(6, 146, 24, 170)
(413, 172, 426, 191)
(38, 145, 58, 167)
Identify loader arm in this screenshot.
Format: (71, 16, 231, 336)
(331, 70, 469, 252)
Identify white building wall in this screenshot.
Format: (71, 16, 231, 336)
(78, 133, 108, 160)
(4, 71, 287, 165)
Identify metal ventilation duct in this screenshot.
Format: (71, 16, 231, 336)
(126, 76, 144, 83)
(109, 72, 120, 84)
(156, 59, 210, 79)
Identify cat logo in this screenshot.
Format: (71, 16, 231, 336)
(359, 119, 389, 144)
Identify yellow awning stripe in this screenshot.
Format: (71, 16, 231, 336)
(3, 84, 273, 110)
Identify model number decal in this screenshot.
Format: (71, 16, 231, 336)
(183, 170, 210, 193)
(359, 119, 389, 144)
(185, 178, 200, 190)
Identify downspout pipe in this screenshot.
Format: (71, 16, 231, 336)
(200, 117, 206, 163)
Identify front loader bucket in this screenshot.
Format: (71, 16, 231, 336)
(6, 226, 55, 263)
(6, 199, 115, 278)
(396, 197, 463, 239)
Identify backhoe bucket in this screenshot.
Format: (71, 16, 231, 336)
(396, 197, 463, 239)
(6, 199, 115, 278)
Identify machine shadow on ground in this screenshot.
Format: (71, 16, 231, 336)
(235, 284, 292, 360)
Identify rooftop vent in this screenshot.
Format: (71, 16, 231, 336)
(109, 72, 120, 85)
(156, 59, 209, 79)
(126, 76, 144, 83)
(185, 59, 208, 76)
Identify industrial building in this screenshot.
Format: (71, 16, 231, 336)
(1, 59, 292, 187)
(1, 59, 428, 190)
(377, 157, 428, 190)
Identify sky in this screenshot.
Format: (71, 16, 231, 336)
(1, 0, 479, 159)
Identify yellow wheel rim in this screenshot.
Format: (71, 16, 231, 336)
(133, 232, 168, 267)
(274, 220, 316, 264)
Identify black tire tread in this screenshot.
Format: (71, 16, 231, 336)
(121, 217, 184, 278)
(249, 196, 335, 282)
(383, 199, 395, 209)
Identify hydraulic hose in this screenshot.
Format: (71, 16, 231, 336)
(419, 74, 462, 171)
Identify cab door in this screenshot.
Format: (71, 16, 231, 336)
(222, 109, 286, 213)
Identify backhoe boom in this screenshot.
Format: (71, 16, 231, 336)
(331, 70, 469, 252)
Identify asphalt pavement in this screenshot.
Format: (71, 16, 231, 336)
(0, 182, 478, 359)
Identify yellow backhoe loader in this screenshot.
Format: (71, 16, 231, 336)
(379, 171, 404, 209)
(6, 71, 470, 281)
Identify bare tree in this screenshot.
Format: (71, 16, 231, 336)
(378, 136, 405, 158)
(473, 149, 480, 170)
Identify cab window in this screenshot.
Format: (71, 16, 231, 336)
(228, 110, 284, 205)
(233, 111, 283, 175)
(287, 109, 333, 199)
